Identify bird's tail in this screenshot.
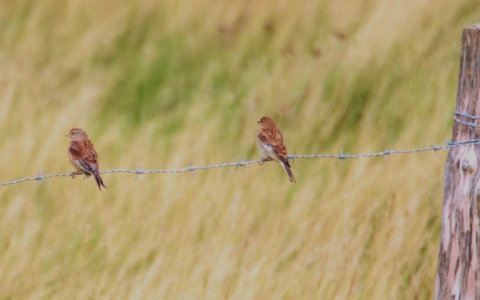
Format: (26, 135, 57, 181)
(77, 160, 107, 191)
(281, 160, 296, 183)
(93, 172, 107, 191)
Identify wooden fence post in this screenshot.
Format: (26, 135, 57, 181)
(435, 24, 480, 299)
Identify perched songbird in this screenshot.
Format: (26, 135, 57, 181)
(66, 128, 106, 190)
(256, 116, 296, 183)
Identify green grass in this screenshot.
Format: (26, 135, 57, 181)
(0, 0, 479, 299)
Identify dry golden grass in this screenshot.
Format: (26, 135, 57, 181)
(0, 0, 480, 299)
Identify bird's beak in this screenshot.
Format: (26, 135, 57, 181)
(256, 120, 260, 124)
(65, 133, 70, 137)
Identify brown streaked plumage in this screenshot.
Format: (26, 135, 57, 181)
(256, 116, 296, 183)
(66, 128, 106, 190)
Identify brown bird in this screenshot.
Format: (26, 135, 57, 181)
(66, 128, 106, 190)
(256, 116, 295, 183)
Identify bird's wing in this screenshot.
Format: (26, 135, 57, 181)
(82, 139, 99, 166)
(69, 139, 99, 173)
(259, 129, 288, 161)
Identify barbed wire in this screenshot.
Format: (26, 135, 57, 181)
(1, 138, 480, 187)
(454, 111, 480, 127)
(455, 111, 480, 120)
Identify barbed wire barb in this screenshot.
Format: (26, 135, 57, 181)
(1, 138, 480, 187)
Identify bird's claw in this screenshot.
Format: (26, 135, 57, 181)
(71, 170, 87, 179)
(258, 157, 273, 165)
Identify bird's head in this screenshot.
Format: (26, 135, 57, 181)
(257, 116, 276, 129)
(66, 128, 88, 140)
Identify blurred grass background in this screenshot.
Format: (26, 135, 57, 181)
(0, 0, 479, 299)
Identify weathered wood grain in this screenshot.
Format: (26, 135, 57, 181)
(436, 24, 480, 300)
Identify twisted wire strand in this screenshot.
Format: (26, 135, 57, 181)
(1, 139, 480, 187)
(454, 111, 480, 120)
(453, 111, 480, 128)
(453, 116, 478, 128)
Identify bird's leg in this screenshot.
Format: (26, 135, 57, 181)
(258, 157, 273, 165)
(70, 170, 84, 178)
